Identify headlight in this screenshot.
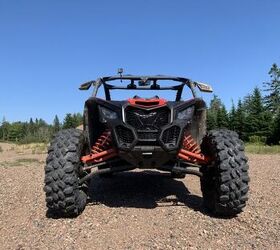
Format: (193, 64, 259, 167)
(99, 106, 118, 122)
(176, 106, 194, 120)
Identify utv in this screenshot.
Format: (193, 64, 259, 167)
(44, 74, 249, 217)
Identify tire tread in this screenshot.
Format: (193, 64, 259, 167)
(43, 128, 87, 217)
(200, 129, 249, 216)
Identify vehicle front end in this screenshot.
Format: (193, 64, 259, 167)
(81, 95, 209, 174)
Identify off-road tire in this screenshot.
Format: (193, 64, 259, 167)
(44, 129, 87, 217)
(200, 129, 249, 216)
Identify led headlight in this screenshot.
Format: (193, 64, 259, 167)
(99, 106, 118, 122)
(176, 106, 194, 120)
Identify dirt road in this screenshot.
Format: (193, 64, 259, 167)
(0, 143, 279, 249)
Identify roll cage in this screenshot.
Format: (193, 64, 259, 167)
(79, 75, 213, 101)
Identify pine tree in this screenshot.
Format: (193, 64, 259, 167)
(244, 87, 272, 140)
(229, 102, 237, 131)
(53, 115, 60, 133)
(207, 111, 217, 130)
(72, 113, 83, 128)
(8, 122, 25, 141)
(29, 118, 35, 135)
(217, 105, 229, 128)
(206, 95, 223, 130)
(209, 95, 222, 112)
(263, 63, 280, 113)
(63, 113, 76, 129)
(270, 109, 280, 144)
(235, 100, 246, 140)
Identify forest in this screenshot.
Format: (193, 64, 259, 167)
(0, 64, 279, 145)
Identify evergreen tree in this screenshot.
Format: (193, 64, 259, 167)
(229, 102, 237, 131)
(63, 113, 76, 129)
(263, 63, 280, 113)
(235, 100, 246, 140)
(29, 118, 35, 135)
(272, 109, 280, 144)
(53, 115, 60, 133)
(217, 105, 229, 128)
(209, 95, 222, 112)
(206, 95, 222, 130)
(8, 122, 25, 141)
(207, 111, 217, 130)
(38, 118, 48, 127)
(72, 113, 83, 127)
(244, 87, 272, 140)
(206, 95, 229, 130)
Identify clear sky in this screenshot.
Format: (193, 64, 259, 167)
(0, 0, 279, 123)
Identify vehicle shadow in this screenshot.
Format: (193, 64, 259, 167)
(87, 170, 206, 213)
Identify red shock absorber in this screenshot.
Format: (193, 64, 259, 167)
(81, 129, 117, 164)
(178, 133, 209, 164)
(182, 134, 201, 155)
(91, 129, 112, 154)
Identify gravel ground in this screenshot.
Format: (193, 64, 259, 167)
(0, 143, 279, 250)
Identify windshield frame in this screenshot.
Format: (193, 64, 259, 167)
(92, 75, 197, 101)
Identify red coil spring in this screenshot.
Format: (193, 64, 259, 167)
(91, 129, 112, 154)
(178, 133, 209, 164)
(182, 134, 201, 154)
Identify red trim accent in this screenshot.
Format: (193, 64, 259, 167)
(128, 98, 167, 107)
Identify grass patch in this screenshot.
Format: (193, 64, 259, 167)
(0, 158, 42, 167)
(0, 146, 3, 153)
(16, 158, 41, 164)
(245, 144, 280, 154)
(6, 143, 48, 154)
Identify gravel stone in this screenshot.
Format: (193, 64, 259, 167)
(0, 143, 279, 249)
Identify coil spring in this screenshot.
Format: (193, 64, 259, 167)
(91, 129, 112, 154)
(182, 134, 201, 154)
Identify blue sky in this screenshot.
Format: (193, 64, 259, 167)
(0, 0, 279, 123)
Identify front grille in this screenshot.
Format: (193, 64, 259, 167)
(162, 126, 181, 146)
(115, 125, 134, 145)
(125, 106, 170, 141)
(137, 131, 159, 141)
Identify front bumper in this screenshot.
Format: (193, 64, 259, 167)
(108, 105, 191, 168)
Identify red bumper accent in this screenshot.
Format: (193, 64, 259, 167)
(128, 97, 167, 107)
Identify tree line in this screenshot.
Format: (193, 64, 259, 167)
(0, 113, 83, 144)
(207, 63, 280, 144)
(0, 64, 279, 145)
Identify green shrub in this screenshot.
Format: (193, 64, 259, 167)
(18, 134, 50, 144)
